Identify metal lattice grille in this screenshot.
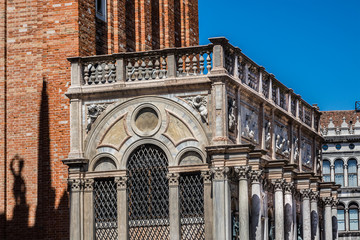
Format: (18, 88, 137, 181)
(94, 178, 118, 240)
(127, 144, 170, 240)
(180, 173, 205, 240)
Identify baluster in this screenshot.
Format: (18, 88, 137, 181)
(127, 61, 133, 81)
(90, 65, 96, 84)
(104, 63, 110, 83)
(84, 65, 90, 85)
(148, 59, 153, 79)
(162, 56, 167, 78)
(96, 64, 102, 84)
(185, 54, 191, 76)
(199, 52, 205, 75)
(139, 59, 146, 80)
(155, 59, 160, 79)
(177, 56, 184, 76)
(110, 62, 116, 82)
(133, 59, 139, 81)
(192, 54, 198, 75)
(206, 51, 212, 74)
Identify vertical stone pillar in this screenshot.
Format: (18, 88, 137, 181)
(344, 164, 348, 187)
(83, 179, 94, 240)
(274, 179, 284, 240)
(332, 199, 338, 240)
(250, 170, 263, 240)
(284, 182, 294, 240)
(201, 171, 213, 240)
(345, 208, 349, 231)
(357, 164, 360, 186)
(115, 176, 128, 240)
(69, 179, 82, 240)
(323, 197, 333, 240)
(209, 37, 228, 74)
(168, 173, 181, 240)
(211, 167, 231, 240)
(301, 189, 312, 240)
(235, 166, 251, 240)
(331, 165, 335, 182)
(310, 192, 320, 240)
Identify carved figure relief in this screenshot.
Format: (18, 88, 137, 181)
(184, 95, 208, 123)
(293, 137, 299, 162)
(265, 120, 272, 149)
(241, 105, 258, 143)
(274, 123, 290, 158)
(86, 103, 109, 133)
(301, 138, 312, 168)
(228, 98, 236, 133)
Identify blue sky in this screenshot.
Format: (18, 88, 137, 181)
(198, 0, 360, 111)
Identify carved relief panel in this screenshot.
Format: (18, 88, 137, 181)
(274, 122, 290, 159)
(301, 137, 313, 171)
(292, 127, 299, 164)
(240, 103, 259, 144)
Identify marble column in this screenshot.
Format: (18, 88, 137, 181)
(332, 199, 338, 240)
(201, 171, 213, 240)
(345, 208, 349, 231)
(274, 179, 284, 240)
(324, 197, 333, 240)
(284, 182, 294, 240)
(250, 170, 263, 240)
(331, 165, 335, 182)
(83, 179, 94, 240)
(212, 167, 231, 240)
(310, 192, 320, 240)
(301, 189, 312, 240)
(116, 176, 128, 240)
(168, 173, 181, 240)
(69, 179, 82, 240)
(344, 164, 348, 187)
(357, 164, 360, 186)
(235, 166, 251, 240)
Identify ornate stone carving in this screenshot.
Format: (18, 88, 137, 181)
(184, 95, 208, 123)
(274, 123, 290, 157)
(115, 176, 128, 190)
(274, 179, 284, 191)
(241, 105, 258, 142)
(293, 137, 299, 162)
(310, 191, 319, 202)
(210, 167, 230, 181)
(201, 171, 212, 184)
(265, 120, 272, 149)
(228, 98, 236, 133)
(283, 182, 294, 194)
(249, 170, 263, 183)
(86, 103, 109, 133)
(323, 197, 333, 206)
(301, 189, 312, 199)
(167, 173, 180, 186)
(83, 178, 94, 191)
(301, 138, 312, 168)
(69, 179, 82, 191)
(332, 198, 339, 208)
(234, 166, 251, 179)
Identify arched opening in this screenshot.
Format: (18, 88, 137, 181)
(348, 159, 358, 187)
(322, 160, 331, 182)
(334, 159, 344, 186)
(127, 144, 170, 239)
(349, 203, 359, 231)
(337, 203, 345, 231)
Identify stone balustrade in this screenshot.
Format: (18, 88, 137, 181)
(68, 37, 319, 131)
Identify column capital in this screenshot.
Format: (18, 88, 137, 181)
(323, 197, 333, 206)
(249, 170, 263, 183)
(83, 178, 94, 191)
(301, 189, 312, 200)
(310, 191, 319, 202)
(332, 198, 339, 208)
(234, 166, 251, 179)
(283, 182, 294, 194)
(115, 176, 128, 190)
(201, 171, 212, 184)
(273, 179, 284, 191)
(344, 164, 348, 169)
(167, 173, 180, 186)
(210, 166, 231, 181)
(330, 165, 335, 169)
(68, 178, 82, 192)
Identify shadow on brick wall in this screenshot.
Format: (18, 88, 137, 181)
(0, 81, 69, 239)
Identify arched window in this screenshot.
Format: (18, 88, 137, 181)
(323, 160, 331, 182)
(337, 204, 345, 231)
(348, 159, 358, 187)
(127, 144, 170, 239)
(349, 203, 359, 231)
(335, 159, 344, 186)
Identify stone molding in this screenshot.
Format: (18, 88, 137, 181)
(115, 176, 128, 190)
(210, 167, 230, 181)
(234, 166, 251, 180)
(167, 173, 180, 186)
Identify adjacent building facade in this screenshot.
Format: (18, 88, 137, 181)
(64, 37, 339, 240)
(321, 111, 360, 240)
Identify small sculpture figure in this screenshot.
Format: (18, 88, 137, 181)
(293, 138, 299, 161)
(276, 135, 285, 153)
(186, 95, 208, 123)
(87, 104, 107, 133)
(265, 122, 271, 149)
(228, 99, 236, 132)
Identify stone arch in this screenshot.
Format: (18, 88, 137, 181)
(89, 153, 119, 171)
(176, 147, 206, 166)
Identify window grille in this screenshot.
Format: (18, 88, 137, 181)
(180, 173, 205, 240)
(127, 144, 170, 240)
(94, 178, 118, 240)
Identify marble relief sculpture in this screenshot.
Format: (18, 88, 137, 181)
(301, 139, 312, 167)
(293, 137, 299, 161)
(184, 95, 208, 123)
(228, 98, 236, 132)
(274, 123, 290, 157)
(241, 106, 258, 142)
(86, 103, 108, 133)
(265, 121, 272, 149)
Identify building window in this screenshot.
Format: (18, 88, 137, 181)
(349, 143, 355, 150)
(322, 144, 328, 151)
(96, 0, 107, 21)
(349, 204, 359, 231)
(323, 160, 331, 182)
(348, 159, 358, 187)
(336, 144, 342, 150)
(338, 205, 345, 231)
(335, 159, 344, 186)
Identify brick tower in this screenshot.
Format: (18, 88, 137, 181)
(0, 0, 199, 239)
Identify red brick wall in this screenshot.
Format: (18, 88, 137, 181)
(0, 0, 199, 239)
